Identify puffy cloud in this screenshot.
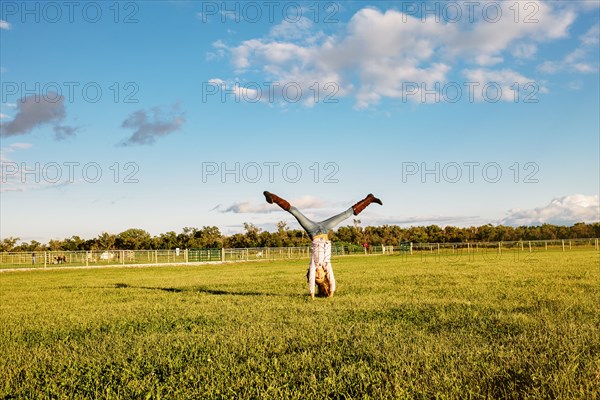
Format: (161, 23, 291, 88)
(269, 17, 315, 41)
(537, 23, 599, 74)
(120, 104, 185, 146)
(213, 2, 577, 108)
(0, 20, 9, 30)
(0, 94, 78, 140)
(288, 195, 328, 209)
(512, 43, 538, 60)
(220, 195, 328, 214)
(500, 194, 600, 226)
(462, 68, 547, 101)
(441, 1, 574, 63)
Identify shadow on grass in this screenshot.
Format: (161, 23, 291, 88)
(113, 283, 290, 297)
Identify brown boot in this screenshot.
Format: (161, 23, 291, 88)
(263, 191, 291, 211)
(352, 193, 382, 215)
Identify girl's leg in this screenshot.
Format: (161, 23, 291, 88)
(264, 191, 382, 237)
(319, 207, 354, 231)
(264, 191, 320, 238)
(319, 194, 383, 231)
(288, 207, 319, 238)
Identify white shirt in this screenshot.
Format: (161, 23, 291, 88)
(307, 238, 335, 295)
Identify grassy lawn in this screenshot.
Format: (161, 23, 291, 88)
(1, 251, 599, 399)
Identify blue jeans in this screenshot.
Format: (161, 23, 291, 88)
(288, 206, 354, 239)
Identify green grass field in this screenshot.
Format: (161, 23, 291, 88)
(1, 251, 599, 399)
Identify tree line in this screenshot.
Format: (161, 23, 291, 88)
(1, 222, 598, 252)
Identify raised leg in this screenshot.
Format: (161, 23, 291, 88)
(319, 207, 354, 231)
(264, 191, 319, 238)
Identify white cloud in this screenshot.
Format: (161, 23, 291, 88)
(0, 113, 9, 120)
(500, 194, 600, 226)
(0, 20, 10, 30)
(538, 61, 560, 74)
(537, 23, 599, 74)
(462, 68, 547, 101)
(571, 63, 595, 73)
(7, 142, 32, 150)
(580, 23, 600, 46)
(221, 195, 329, 214)
(512, 43, 537, 60)
(208, 78, 225, 85)
(206, 78, 264, 104)
(215, 2, 576, 108)
(269, 17, 315, 40)
(291, 195, 327, 209)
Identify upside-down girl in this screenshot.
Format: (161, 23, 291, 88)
(263, 191, 382, 299)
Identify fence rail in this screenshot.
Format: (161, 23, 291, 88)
(1, 238, 598, 270)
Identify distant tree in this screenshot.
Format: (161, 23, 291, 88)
(97, 232, 116, 250)
(61, 236, 85, 251)
(195, 226, 223, 248)
(0, 237, 19, 252)
(426, 225, 444, 243)
(276, 221, 288, 247)
(48, 239, 63, 251)
(407, 226, 429, 243)
(243, 223, 261, 247)
(335, 226, 354, 244)
(591, 222, 600, 238)
(159, 231, 178, 249)
(475, 224, 495, 242)
(570, 223, 590, 239)
(224, 233, 246, 248)
(14, 240, 44, 252)
(83, 238, 98, 251)
(364, 226, 382, 246)
(115, 229, 152, 250)
(177, 227, 196, 249)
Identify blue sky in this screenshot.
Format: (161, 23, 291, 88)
(1, 0, 599, 243)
